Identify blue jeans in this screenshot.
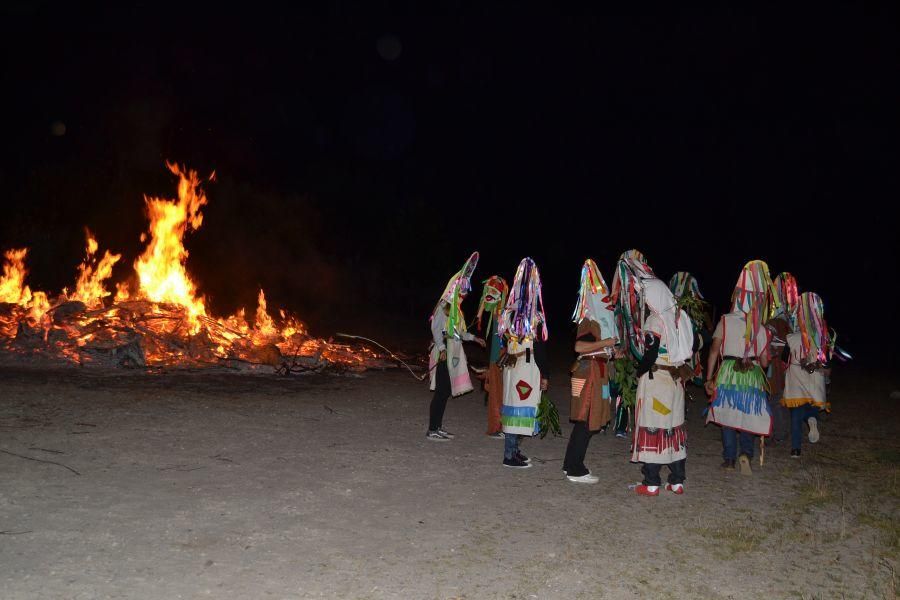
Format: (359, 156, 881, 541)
(504, 433, 521, 460)
(722, 427, 754, 460)
(790, 405, 820, 450)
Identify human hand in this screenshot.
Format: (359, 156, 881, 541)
(614, 348, 625, 359)
(704, 380, 716, 397)
(439, 350, 447, 362)
(474, 337, 486, 348)
(540, 378, 549, 391)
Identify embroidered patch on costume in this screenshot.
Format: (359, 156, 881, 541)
(652, 398, 671, 416)
(451, 357, 460, 368)
(516, 380, 533, 400)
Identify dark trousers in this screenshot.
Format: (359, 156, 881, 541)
(790, 404, 819, 450)
(722, 427, 754, 460)
(563, 421, 595, 477)
(429, 361, 451, 431)
(641, 459, 686, 486)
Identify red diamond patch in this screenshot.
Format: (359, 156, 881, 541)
(515, 380, 533, 401)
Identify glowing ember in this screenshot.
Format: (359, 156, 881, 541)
(0, 163, 390, 372)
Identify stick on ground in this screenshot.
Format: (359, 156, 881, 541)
(0, 449, 81, 476)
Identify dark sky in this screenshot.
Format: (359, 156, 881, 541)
(1, 4, 897, 362)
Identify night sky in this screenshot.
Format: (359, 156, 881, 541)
(1, 5, 897, 363)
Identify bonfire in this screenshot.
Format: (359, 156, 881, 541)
(0, 163, 388, 372)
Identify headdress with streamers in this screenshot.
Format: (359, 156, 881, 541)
(498, 257, 548, 342)
(731, 260, 779, 357)
(431, 251, 479, 338)
(609, 249, 655, 358)
(668, 271, 703, 300)
(476, 275, 508, 334)
(773, 272, 800, 330)
(797, 292, 833, 363)
(572, 259, 617, 341)
(643, 278, 694, 364)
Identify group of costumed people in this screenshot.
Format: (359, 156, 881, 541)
(427, 250, 838, 494)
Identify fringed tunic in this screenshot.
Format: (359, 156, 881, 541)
(569, 320, 611, 432)
(631, 314, 687, 464)
(781, 332, 827, 409)
(501, 339, 542, 437)
(707, 312, 773, 435)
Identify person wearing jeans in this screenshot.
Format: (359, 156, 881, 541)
(706, 261, 775, 476)
(781, 292, 832, 457)
(722, 427, 754, 462)
(789, 404, 820, 454)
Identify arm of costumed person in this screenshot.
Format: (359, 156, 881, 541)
(704, 317, 724, 396)
(635, 333, 660, 379)
(431, 309, 447, 359)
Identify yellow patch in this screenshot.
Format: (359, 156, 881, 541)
(652, 398, 671, 416)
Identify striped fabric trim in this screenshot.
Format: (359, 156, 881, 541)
(501, 405, 537, 418)
(571, 378, 586, 397)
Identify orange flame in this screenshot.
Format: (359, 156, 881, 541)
(71, 231, 121, 307)
(0, 248, 30, 305)
(133, 162, 208, 330)
(0, 161, 384, 371)
(254, 289, 277, 338)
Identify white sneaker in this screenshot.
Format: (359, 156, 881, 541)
(566, 473, 600, 484)
(807, 417, 820, 443)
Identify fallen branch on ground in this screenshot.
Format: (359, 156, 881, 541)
(0, 449, 81, 475)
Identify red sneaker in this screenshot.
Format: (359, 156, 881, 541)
(665, 483, 685, 495)
(635, 485, 659, 496)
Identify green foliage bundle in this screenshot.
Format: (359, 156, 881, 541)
(536, 392, 562, 438)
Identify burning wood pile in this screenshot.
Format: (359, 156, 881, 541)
(0, 163, 392, 373)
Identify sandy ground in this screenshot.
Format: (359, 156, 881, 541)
(0, 361, 897, 599)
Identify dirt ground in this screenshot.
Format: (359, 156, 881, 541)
(1, 361, 897, 599)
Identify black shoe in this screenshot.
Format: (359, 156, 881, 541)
(790, 449, 801, 459)
(503, 456, 532, 469)
(436, 428, 455, 440)
(515, 451, 531, 464)
(720, 459, 736, 470)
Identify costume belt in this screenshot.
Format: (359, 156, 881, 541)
(722, 355, 761, 373)
(650, 363, 694, 381)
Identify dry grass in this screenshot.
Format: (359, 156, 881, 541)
(694, 517, 768, 557)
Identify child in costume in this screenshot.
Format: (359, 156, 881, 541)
(476, 275, 509, 438)
(766, 272, 800, 443)
(781, 292, 832, 457)
(497, 258, 549, 469)
(564, 259, 620, 484)
(427, 252, 485, 441)
(705, 260, 775, 475)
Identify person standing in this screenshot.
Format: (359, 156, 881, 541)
(427, 252, 485, 441)
(668, 271, 711, 386)
(766, 272, 800, 443)
(630, 278, 694, 496)
(705, 260, 775, 475)
(476, 275, 509, 438)
(497, 258, 549, 468)
(781, 292, 832, 457)
(564, 259, 619, 484)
